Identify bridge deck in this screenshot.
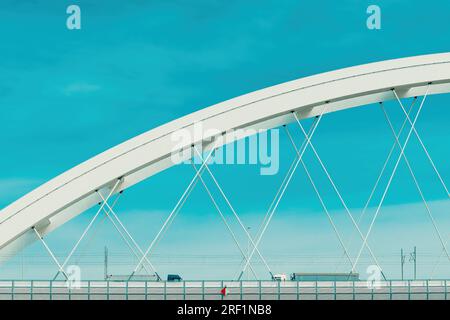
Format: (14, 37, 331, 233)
(1, 280, 449, 300)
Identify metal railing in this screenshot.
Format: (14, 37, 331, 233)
(0, 280, 448, 300)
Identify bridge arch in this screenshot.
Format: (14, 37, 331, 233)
(1, 52, 450, 263)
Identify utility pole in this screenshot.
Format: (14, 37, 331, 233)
(247, 226, 251, 280)
(104, 246, 109, 280)
(19, 251, 23, 280)
(400, 248, 406, 280)
(409, 246, 417, 280)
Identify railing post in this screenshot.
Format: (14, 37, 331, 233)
(30, 280, 34, 300)
(164, 281, 167, 300)
(259, 280, 262, 300)
(445, 280, 448, 300)
(352, 281, 355, 300)
(278, 281, 281, 300)
(126, 280, 129, 300)
(426, 280, 429, 300)
(11, 281, 14, 300)
(334, 281, 337, 301)
(371, 283, 374, 300)
(183, 281, 186, 300)
(145, 281, 148, 300)
(408, 281, 411, 300)
(389, 280, 392, 300)
(107, 280, 110, 300)
(296, 281, 300, 300)
(202, 281, 205, 300)
(49, 281, 52, 301)
(316, 281, 319, 300)
(88, 281, 91, 301)
(240, 281, 243, 300)
(221, 281, 224, 301)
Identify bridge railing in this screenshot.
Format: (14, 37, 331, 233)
(0, 280, 448, 300)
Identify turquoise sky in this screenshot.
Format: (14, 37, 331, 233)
(0, 0, 449, 280)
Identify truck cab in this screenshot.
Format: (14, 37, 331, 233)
(272, 274, 287, 281)
(167, 274, 183, 282)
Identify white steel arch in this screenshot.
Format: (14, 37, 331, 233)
(1, 52, 450, 263)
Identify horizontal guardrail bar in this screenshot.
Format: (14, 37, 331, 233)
(0, 280, 448, 300)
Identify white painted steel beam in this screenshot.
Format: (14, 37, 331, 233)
(1, 53, 450, 263)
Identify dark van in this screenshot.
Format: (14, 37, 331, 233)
(167, 274, 182, 282)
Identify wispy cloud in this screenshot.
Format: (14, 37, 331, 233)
(62, 82, 101, 96)
(0, 178, 41, 207)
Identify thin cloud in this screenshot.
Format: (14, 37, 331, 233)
(62, 83, 101, 96)
(0, 178, 41, 207)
